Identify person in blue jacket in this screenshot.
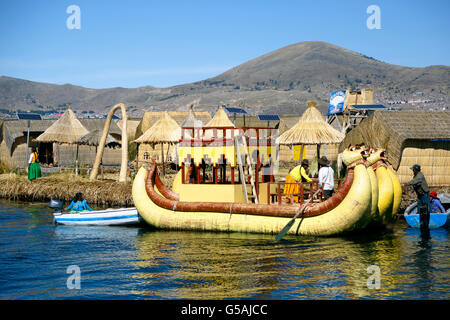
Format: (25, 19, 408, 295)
(65, 192, 94, 212)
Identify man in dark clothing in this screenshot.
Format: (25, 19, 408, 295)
(406, 164, 430, 231)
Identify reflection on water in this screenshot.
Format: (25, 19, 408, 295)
(132, 225, 449, 299)
(0, 200, 448, 300)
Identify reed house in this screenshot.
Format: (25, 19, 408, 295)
(0, 118, 123, 169)
(339, 110, 450, 185)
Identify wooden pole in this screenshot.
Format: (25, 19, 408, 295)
(136, 143, 139, 169)
(161, 143, 165, 176)
(181, 162, 185, 184)
(316, 144, 321, 174)
(75, 144, 79, 176)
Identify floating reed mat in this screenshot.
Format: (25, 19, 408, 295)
(0, 173, 133, 207)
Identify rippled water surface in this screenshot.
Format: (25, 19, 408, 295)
(0, 200, 448, 299)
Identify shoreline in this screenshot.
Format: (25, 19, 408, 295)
(0, 173, 133, 208)
(0, 172, 448, 214)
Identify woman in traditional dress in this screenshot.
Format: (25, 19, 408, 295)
(27, 147, 41, 181)
(284, 159, 312, 202)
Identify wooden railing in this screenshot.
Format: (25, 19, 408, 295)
(266, 179, 345, 205)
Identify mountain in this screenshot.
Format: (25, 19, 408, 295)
(1, 41, 449, 116)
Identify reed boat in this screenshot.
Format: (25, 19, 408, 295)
(132, 140, 381, 236)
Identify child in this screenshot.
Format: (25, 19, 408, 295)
(65, 192, 94, 212)
(430, 191, 445, 213)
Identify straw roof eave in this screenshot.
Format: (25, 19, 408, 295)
(205, 107, 235, 128)
(133, 111, 183, 145)
(277, 101, 345, 145)
(76, 129, 120, 147)
(35, 108, 89, 144)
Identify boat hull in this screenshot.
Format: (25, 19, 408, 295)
(132, 162, 373, 236)
(404, 202, 449, 229)
(53, 208, 141, 226)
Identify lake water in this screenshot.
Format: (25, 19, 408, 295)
(0, 199, 448, 300)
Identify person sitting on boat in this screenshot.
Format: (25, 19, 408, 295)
(27, 147, 42, 181)
(284, 159, 312, 202)
(65, 192, 94, 212)
(318, 156, 334, 200)
(430, 191, 445, 213)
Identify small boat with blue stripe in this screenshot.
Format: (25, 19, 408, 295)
(50, 200, 141, 226)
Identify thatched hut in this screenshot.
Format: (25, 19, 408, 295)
(134, 111, 184, 174)
(182, 104, 204, 128)
(0, 117, 123, 169)
(205, 107, 235, 128)
(277, 101, 345, 173)
(36, 107, 90, 174)
(134, 110, 211, 165)
(35, 107, 89, 144)
(339, 110, 450, 185)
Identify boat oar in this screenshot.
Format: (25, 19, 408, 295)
(275, 188, 321, 241)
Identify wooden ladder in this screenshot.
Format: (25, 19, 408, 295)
(235, 135, 258, 204)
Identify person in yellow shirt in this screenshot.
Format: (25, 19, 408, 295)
(284, 159, 312, 202)
(289, 159, 312, 183)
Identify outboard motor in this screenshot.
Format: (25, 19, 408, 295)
(48, 199, 64, 213)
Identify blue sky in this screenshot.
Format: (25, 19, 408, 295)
(0, 0, 449, 89)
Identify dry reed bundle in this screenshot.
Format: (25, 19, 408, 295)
(0, 173, 132, 207)
(277, 101, 345, 145)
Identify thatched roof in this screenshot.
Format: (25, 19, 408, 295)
(135, 110, 212, 140)
(205, 107, 235, 128)
(0, 117, 122, 155)
(339, 110, 450, 169)
(182, 104, 204, 128)
(134, 111, 183, 145)
(76, 129, 120, 147)
(82, 118, 122, 139)
(35, 107, 89, 144)
(276, 101, 345, 145)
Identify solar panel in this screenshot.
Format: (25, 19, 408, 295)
(224, 107, 247, 114)
(17, 113, 42, 120)
(350, 104, 387, 110)
(257, 114, 280, 121)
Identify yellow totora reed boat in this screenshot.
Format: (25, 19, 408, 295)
(132, 139, 385, 236)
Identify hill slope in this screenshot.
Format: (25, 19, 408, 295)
(1, 41, 448, 116)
